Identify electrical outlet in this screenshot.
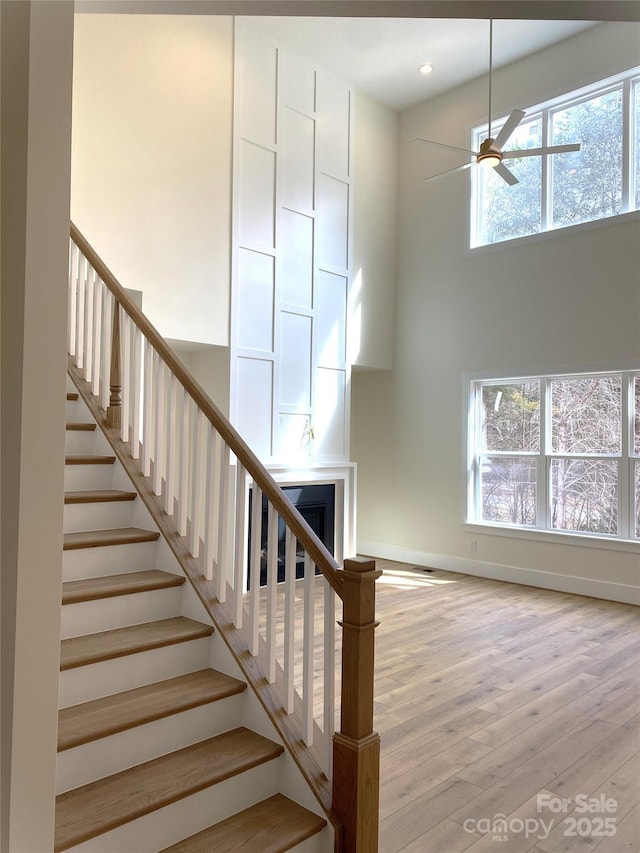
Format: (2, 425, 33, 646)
(468, 539, 477, 552)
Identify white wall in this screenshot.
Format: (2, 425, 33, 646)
(72, 14, 397, 372)
(353, 22, 640, 603)
(171, 343, 231, 416)
(71, 14, 233, 346)
(352, 91, 398, 370)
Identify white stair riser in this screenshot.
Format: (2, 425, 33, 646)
(65, 430, 97, 454)
(63, 500, 135, 533)
(63, 541, 158, 581)
(63, 758, 282, 853)
(59, 637, 213, 707)
(66, 401, 93, 423)
(290, 829, 331, 853)
(65, 464, 115, 491)
(56, 693, 246, 793)
(60, 383, 333, 853)
(60, 587, 184, 639)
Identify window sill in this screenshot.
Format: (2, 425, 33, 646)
(466, 208, 640, 256)
(463, 521, 640, 553)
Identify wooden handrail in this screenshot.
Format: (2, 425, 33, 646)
(70, 223, 343, 598)
(69, 224, 382, 851)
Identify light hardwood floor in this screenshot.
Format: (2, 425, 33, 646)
(370, 559, 640, 853)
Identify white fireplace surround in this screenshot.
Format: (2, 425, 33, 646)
(267, 463, 357, 565)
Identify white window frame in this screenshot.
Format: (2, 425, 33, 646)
(466, 369, 640, 546)
(470, 67, 640, 249)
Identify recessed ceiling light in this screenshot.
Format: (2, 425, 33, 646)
(419, 63, 433, 75)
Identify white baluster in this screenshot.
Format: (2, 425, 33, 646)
(203, 424, 217, 583)
(82, 263, 92, 379)
(84, 268, 95, 383)
(131, 328, 142, 459)
(68, 242, 78, 356)
(178, 387, 190, 537)
(266, 503, 278, 683)
(165, 372, 177, 516)
(91, 278, 103, 397)
(284, 527, 296, 714)
(100, 290, 111, 410)
(120, 312, 131, 443)
(190, 406, 203, 557)
(233, 463, 247, 629)
(142, 339, 153, 477)
(323, 581, 336, 776)
(248, 484, 262, 655)
(217, 443, 230, 603)
(76, 254, 86, 370)
(302, 553, 315, 746)
(153, 352, 165, 496)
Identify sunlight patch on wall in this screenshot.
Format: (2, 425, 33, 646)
(348, 268, 363, 364)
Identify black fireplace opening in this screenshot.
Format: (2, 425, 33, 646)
(248, 484, 335, 587)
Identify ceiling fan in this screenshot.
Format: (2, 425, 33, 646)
(413, 20, 581, 185)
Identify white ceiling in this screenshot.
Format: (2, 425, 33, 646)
(243, 17, 600, 111)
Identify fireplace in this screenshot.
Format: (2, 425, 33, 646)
(248, 483, 336, 587)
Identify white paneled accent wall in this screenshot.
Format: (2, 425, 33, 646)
(232, 21, 353, 465)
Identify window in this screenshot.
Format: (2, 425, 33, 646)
(471, 68, 640, 248)
(467, 370, 640, 542)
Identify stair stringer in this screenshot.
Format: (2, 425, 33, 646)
(67, 361, 340, 851)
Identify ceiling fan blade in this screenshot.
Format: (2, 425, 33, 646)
(502, 143, 581, 160)
(493, 162, 519, 186)
(413, 138, 478, 156)
(492, 109, 526, 151)
(425, 161, 475, 182)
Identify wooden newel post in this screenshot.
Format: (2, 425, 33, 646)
(333, 557, 382, 853)
(106, 301, 122, 430)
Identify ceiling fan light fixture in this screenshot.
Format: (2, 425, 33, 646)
(478, 152, 501, 169)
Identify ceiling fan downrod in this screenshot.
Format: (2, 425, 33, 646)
(488, 18, 493, 142)
(412, 16, 582, 186)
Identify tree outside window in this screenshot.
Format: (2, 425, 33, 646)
(471, 69, 639, 248)
(470, 372, 638, 541)
(479, 382, 539, 525)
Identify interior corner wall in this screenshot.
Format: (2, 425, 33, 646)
(1, 3, 74, 850)
(174, 345, 231, 418)
(353, 22, 640, 602)
(71, 14, 233, 347)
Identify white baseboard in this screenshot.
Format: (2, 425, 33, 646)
(357, 540, 640, 606)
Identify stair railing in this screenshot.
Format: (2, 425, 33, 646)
(67, 223, 380, 852)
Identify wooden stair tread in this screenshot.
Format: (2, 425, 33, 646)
(66, 422, 96, 431)
(54, 728, 284, 852)
(66, 392, 78, 401)
(160, 794, 327, 853)
(65, 454, 114, 465)
(58, 669, 247, 751)
(63, 527, 159, 550)
(60, 616, 213, 670)
(62, 570, 185, 605)
(64, 489, 137, 504)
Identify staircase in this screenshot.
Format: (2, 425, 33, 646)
(56, 386, 329, 852)
(63, 224, 382, 853)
